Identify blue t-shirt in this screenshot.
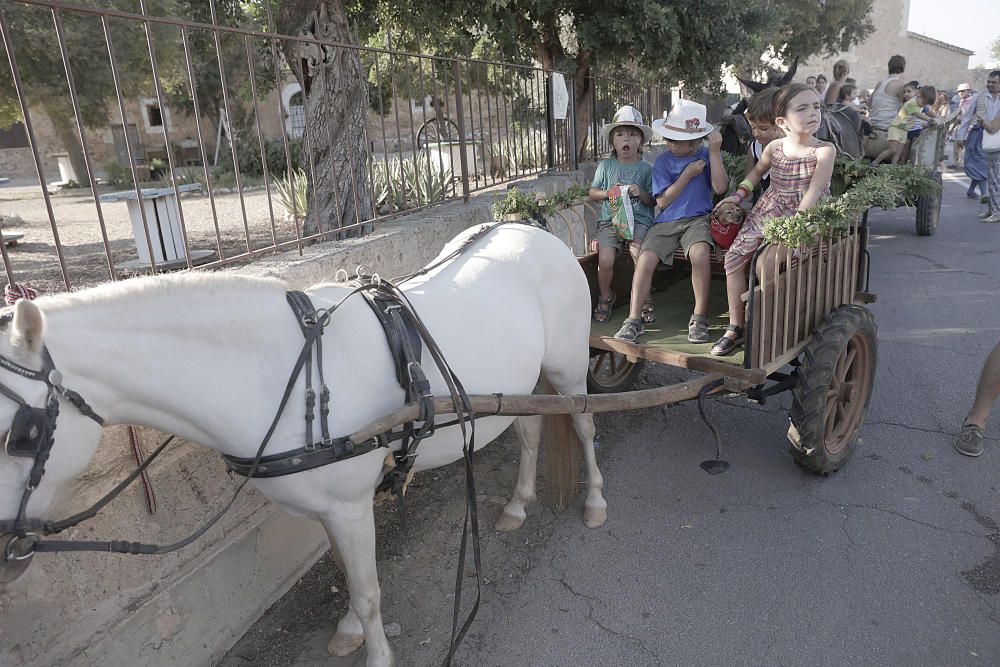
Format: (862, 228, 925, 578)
(652, 147, 713, 223)
(591, 158, 654, 227)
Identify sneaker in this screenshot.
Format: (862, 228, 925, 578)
(954, 422, 986, 457)
(979, 211, 992, 219)
(982, 196, 990, 204)
(614, 318, 644, 342)
(984, 215, 1000, 224)
(967, 191, 979, 199)
(688, 314, 711, 343)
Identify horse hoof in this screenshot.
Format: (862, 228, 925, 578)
(327, 632, 364, 656)
(583, 504, 607, 528)
(495, 511, 525, 532)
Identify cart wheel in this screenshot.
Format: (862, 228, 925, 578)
(788, 305, 877, 474)
(587, 350, 645, 394)
(416, 117, 461, 147)
(915, 170, 942, 236)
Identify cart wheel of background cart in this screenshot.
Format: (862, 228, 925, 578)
(587, 350, 645, 393)
(788, 305, 877, 474)
(915, 170, 942, 236)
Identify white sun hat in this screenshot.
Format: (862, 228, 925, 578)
(600, 105, 653, 144)
(956, 82, 971, 92)
(652, 99, 714, 141)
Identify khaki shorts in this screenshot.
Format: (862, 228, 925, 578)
(595, 221, 650, 251)
(640, 215, 714, 265)
(887, 125, 907, 143)
(864, 128, 889, 159)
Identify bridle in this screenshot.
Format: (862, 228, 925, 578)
(0, 343, 104, 566)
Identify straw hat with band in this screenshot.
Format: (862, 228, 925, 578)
(652, 99, 714, 141)
(600, 105, 653, 144)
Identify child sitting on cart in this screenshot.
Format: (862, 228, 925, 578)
(744, 87, 784, 203)
(614, 99, 728, 343)
(588, 105, 655, 323)
(710, 83, 836, 356)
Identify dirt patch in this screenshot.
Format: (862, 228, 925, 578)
(0, 183, 304, 294)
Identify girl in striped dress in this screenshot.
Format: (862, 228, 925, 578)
(710, 83, 836, 356)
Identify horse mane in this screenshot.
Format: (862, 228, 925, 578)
(33, 273, 289, 313)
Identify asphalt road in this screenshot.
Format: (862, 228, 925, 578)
(222, 175, 1000, 666)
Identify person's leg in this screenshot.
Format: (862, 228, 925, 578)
(688, 241, 712, 317)
(627, 250, 659, 321)
(872, 141, 896, 166)
(596, 245, 616, 300)
(968, 339, 1000, 427)
(955, 338, 1000, 457)
(985, 152, 1000, 222)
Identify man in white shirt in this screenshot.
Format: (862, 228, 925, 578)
(864, 55, 907, 159)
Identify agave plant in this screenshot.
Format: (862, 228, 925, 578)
(274, 168, 309, 222)
(371, 153, 453, 214)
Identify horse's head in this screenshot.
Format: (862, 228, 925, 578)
(0, 299, 103, 586)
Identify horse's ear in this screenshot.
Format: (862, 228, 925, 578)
(780, 57, 800, 86)
(11, 299, 44, 353)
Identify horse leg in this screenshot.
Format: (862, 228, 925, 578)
(569, 411, 607, 528)
(321, 501, 394, 667)
(542, 372, 607, 528)
(323, 526, 365, 657)
(496, 415, 542, 532)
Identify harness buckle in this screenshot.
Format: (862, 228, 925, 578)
(4, 533, 38, 562)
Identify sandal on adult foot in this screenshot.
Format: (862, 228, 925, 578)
(614, 318, 644, 342)
(593, 289, 616, 323)
(954, 421, 986, 457)
(710, 325, 745, 356)
(688, 314, 710, 343)
(641, 298, 656, 324)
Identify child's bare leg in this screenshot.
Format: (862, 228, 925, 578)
(627, 250, 660, 320)
(628, 241, 641, 263)
(688, 241, 712, 316)
(725, 264, 748, 330)
(596, 245, 617, 300)
(890, 141, 905, 165)
(872, 143, 895, 166)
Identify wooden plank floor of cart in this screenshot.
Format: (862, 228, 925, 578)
(589, 275, 767, 386)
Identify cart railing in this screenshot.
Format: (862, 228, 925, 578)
(745, 216, 868, 372)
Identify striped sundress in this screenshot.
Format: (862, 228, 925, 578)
(724, 141, 829, 275)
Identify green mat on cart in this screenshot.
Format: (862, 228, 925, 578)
(590, 276, 746, 366)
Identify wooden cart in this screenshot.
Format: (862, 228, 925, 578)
(580, 212, 878, 474)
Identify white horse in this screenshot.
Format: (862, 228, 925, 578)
(0, 223, 606, 666)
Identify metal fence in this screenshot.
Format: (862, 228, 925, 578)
(0, 0, 663, 294)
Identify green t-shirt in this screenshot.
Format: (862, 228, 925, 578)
(892, 98, 920, 131)
(591, 158, 654, 227)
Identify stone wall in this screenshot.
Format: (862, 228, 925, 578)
(0, 169, 588, 667)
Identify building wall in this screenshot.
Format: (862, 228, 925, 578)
(801, 0, 974, 93)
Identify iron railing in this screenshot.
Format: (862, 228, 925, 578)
(0, 0, 663, 294)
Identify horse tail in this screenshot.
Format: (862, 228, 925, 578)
(540, 378, 580, 509)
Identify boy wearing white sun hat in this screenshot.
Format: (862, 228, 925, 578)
(614, 99, 727, 344)
(588, 105, 654, 324)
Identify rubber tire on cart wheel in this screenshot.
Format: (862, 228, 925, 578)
(788, 305, 877, 474)
(587, 350, 645, 394)
(915, 169, 942, 236)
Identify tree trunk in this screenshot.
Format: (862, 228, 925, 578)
(276, 1, 372, 239)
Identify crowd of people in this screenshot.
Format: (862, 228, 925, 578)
(804, 56, 1000, 222)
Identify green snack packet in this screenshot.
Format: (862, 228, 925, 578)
(607, 185, 634, 240)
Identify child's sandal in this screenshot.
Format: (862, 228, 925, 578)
(640, 298, 656, 324)
(710, 325, 745, 356)
(593, 289, 616, 323)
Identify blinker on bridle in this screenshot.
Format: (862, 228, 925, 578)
(0, 345, 104, 571)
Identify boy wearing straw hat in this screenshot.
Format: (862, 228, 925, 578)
(615, 99, 727, 343)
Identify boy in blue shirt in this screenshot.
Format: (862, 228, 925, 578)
(615, 100, 728, 343)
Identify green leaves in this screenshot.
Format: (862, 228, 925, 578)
(763, 159, 939, 248)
